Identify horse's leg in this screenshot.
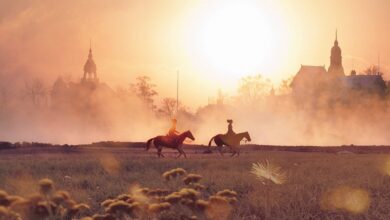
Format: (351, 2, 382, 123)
(215, 141, 223, 156)
(176, 148, 182, 158)
(177, 146, 187, 158)
(155, 144, 160, 157)
(218, 145, 224, 156)
(230, 146, 237, 157)
(214, 137, 223, 156)
(181, 147, 187, 159)
(157, 146, 165, 158)
(160, 147, 165, 158)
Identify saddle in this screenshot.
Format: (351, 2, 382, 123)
(161, 135, 178, 145)
(221, 133, 237, 146)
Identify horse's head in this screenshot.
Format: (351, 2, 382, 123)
(244, 132, 251, 142)
(184, 130, 195, 141)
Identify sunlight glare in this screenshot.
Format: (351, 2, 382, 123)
(187, 1, 288, 84)
(383, 157, 390, 175)
(321, 186, 371, 214)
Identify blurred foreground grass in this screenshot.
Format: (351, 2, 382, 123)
(0, 148, 390, 219)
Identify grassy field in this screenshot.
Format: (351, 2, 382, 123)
(0, 146, 390, 219)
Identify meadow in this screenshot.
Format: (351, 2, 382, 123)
(0, 145, 390, 219)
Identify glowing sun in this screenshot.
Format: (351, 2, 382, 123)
(187, 1, 288, 83)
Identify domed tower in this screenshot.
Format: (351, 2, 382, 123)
(82, 42, 98, 82)
(328, 30, 345, 76)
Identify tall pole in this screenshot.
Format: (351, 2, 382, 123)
(378, 53, 380, 75)
(176, 70, 179, 118)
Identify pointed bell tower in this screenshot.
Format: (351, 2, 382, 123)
(328, 30, 345, 76)
(82, 40, 98, 82)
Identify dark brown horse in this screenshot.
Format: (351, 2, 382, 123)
(208, 132, 251, 156)
(146, 130, 195, 158)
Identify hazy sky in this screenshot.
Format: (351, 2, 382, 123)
(0, 0, 390, 107)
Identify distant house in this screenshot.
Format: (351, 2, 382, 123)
(291, 31, 387, 101)
(51, 43, 115, 111)
(291, 65, 328, 97)
(342, 74, 386, 95)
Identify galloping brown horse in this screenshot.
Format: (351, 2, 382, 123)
(208, 132, 251, 156)
(146, 130, 195, 158)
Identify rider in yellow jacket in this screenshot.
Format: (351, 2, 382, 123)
(168, 118, 180, 137)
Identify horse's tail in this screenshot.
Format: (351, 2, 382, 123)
(146, 138, 154, 151)
(208, 136, 216, 147)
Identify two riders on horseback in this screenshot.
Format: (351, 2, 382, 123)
(146, 118, 251, 158)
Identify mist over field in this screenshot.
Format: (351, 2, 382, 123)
(0, 71, 389, 146)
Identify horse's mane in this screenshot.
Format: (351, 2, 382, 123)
(179, 130, 191, 136)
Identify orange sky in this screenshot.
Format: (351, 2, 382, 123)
(0, 0, 390, 108)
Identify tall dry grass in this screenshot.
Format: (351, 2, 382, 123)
(0, 150, 390, 219)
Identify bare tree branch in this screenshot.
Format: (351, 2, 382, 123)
(131, 76, 158, 110)
(24, 78, 48, 107)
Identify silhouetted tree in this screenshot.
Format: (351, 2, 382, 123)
(51, 77, 67, 96)
(51, 76, 69, 108)
(363, 65, 383, 75)
(278, 76, 294, 95)
(237, 74, 272, 106)
(131, 76, 158, 110)
(216, 89, 226, 105)
(159, 97, 177, 118)
(24, 78, 48, 107)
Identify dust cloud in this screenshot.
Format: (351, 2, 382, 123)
(1, 70, 390, 146)
(1, 1, 390, 146)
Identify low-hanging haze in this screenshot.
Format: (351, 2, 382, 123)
(1, 0, 390, 145)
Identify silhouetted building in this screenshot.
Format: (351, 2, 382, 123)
(51, 76, 68, 109)
(51, 43, 114, 111)
(291, 65, 327, 97)
(82, 43, 99, 84)
(328, 31, 345, 76)
(342, 73, 386, 95)
(291, 31, 386, 101)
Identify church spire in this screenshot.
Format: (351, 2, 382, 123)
(328, 30, 344, 76)
(88, 39, 93, 59)
(83, 40, 98, 82)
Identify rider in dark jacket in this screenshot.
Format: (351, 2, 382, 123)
(226, 119, 236, 136)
